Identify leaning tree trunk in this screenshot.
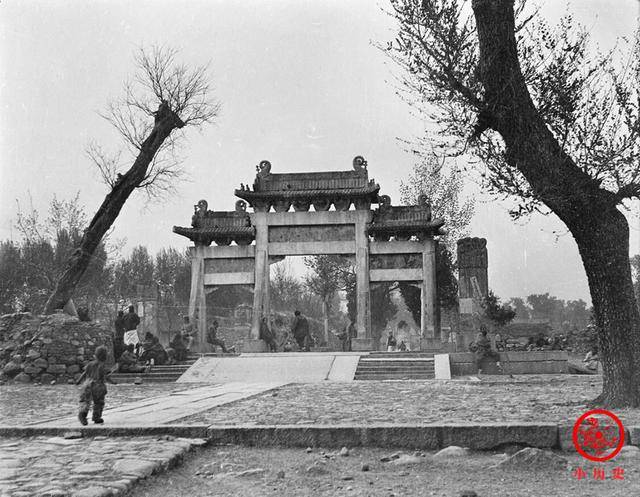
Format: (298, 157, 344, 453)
(44, 102, 184, 314)
(472, 0, 640, 406)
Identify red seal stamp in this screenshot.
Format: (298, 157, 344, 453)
(572, 409, 624, 462)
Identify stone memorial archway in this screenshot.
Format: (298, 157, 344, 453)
(173, 156, 444, 352)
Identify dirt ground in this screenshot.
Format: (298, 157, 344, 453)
(130, 445, 637, 497)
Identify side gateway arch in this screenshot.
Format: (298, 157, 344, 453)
(173, 156, 444, 352)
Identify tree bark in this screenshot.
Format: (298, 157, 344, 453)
(44, 103, 184, 315)
(472, 0, 640, 406)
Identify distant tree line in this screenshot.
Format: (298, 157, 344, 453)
(507, 293, 591, 332)
(0, 195, 190, 325)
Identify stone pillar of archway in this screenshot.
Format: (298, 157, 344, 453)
(352, 210, 374, 351)
(247, 212, 269, 352)
(188, 245, 207, 353)
(420, 238, 440, 349)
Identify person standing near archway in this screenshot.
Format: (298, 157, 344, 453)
(122, 305, 141, 355)
(291, 310, 311, 352)
(259, 316, 277, 352)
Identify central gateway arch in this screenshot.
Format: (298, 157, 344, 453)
(173, 157, 444, 352)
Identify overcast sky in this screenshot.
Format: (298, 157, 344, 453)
(1, 0, 638, 304)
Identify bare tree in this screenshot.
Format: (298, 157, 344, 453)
(304, 256, 343, 344)
(44, 46, 220, 314)
(399, 153, 475, 252)
(386, 0, 640, 406)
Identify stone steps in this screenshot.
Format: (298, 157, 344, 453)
(368, 352, 434, 358)
(354, 354, 435, 380)
(110, 356, 198, 383)
(357, 366, 433, 373)
(110, 372, 187, 383)
(354, 374, 435, 380)
(110, 353, 242, 383)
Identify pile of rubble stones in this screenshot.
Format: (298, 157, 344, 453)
(0, 312, 113, 384)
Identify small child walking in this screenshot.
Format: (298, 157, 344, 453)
(76, 345, 116, 425)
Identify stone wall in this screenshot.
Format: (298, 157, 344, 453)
(0, 312, 113, 384)
(449, 351, 569, 376)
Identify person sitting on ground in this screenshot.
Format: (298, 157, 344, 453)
(259, 316, 277, 352)
(181, 315, 194, 353)
(169, 332, 188, 362)
(398, 340, 407, 352)
(386, 331, 397, 352)
(550, 335, 564, 351)
(118, 344, 148, 373)
(279, 331, 294, 352)
(139, 332, 168, 365)
(525, 336, 536, 351)
(474, 326, 501, 374)
(207, 320, 229, 353)
(583, 345, 599, 371)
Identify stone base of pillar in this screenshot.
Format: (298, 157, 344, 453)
(351, 338, 375, 351)
(420, 338, 445, 352)
(241, 339, 268, 353)
(189, 343, 207, 354)
(409, 335, 421, 351)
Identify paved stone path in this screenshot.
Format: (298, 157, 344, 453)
(0, 384, 194, 426)
(31, 382, 284, 428)
(0, 435, 206, 497)
(177, 375, 636, 426)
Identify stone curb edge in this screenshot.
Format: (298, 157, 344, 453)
(0, 424, 210, 439)
(4, 422, 637, 451)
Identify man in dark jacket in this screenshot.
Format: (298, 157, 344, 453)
(122, 305, 141, 353)
(291, 310, 311, 352)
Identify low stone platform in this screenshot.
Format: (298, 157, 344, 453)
(449, 351, 569, 375)
(178, 353, 362, 383)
